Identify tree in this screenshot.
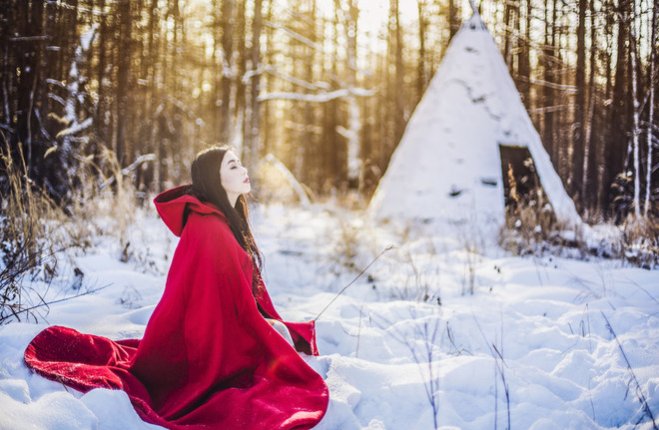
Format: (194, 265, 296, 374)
(603, 0, 633, 218)
(219, 0, 235, 145)
(115, 0, 133, 166)
(644, 0, 657, 216)
(573, 0, 588, 203)
(243, 0, 264, 173)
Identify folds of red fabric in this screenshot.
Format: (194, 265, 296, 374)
(24, 188, 329, 429)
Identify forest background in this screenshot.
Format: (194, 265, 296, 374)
(0, 0, 657, 224)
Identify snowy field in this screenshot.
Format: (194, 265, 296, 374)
(1, 202, 658, 429)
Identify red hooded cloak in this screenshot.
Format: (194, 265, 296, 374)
(23, 186, 329, 429)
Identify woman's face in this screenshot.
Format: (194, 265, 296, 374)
(220, 150, 251, 203)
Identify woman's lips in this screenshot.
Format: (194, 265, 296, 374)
(243, 177, 250, 184)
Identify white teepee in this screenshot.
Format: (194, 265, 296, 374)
(369, 10, 587, 238)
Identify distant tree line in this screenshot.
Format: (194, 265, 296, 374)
(480, 0, 657, 222)
(0, 0, 656, 222)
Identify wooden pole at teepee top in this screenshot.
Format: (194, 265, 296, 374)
(469, 0, 480, 16)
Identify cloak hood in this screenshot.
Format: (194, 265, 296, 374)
(154, 184, 226, 237)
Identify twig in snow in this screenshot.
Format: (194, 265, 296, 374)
(601, 312, 658, 430)
(584, 303, 593, 353)
(588, 375, 597, 423)
(4, 284, 112, 321)
(371, 309, 442, 429)
(314, 245, 393, 321)
(531, 255, 546, 287)
(620, 274, 659, 310)
(355, 305, 364, 358)
(472, 314, 511, 430)
(444, 321, 472, 356)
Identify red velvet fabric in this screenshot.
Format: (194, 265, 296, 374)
(24, 186, 329, 429)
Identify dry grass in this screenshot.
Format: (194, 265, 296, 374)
(498, 166, 658, 268)
(78, 145, 137, 250)
(1, 140, 66, 323)
(0, 138, 143, 324)
(619, 214, 659, 269)
(499, 162, 585, 258)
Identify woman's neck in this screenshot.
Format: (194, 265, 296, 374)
(228, 193, 239, 207)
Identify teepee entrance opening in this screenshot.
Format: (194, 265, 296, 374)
(499, 144, 557, 227)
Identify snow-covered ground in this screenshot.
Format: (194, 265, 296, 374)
(1, 202, 658, 429)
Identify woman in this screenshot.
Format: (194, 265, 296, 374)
(24, 147, 329, 429)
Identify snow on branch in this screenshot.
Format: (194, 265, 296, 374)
(99, 154, 157, 190)
(80, 27, 96, 50)
(529, 103, 574, 114)
(56, 117, 93, 139)
(241, 64, 270, 84)
(526, 77, 577, 93)
(45, 78, 66, 89)
(8, 35, 50, 42)
(56, 1, 109, 17)
(163, 95, 205, 124)
(263, 153, 311, 206)
(269, 70, 330, 91)
(264, 21, 322, 51)
(47, 93, 66, 108)
(258, 87, 374, 103)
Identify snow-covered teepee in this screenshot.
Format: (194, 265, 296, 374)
(369, 8, 586, 238)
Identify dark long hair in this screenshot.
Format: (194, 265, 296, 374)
(189, 146, 263, 295)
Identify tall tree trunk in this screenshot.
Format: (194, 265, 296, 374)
(344, 0, 360, 186)
(583, 0, 599, 213)
(598, 0, 615, 210)
(644, 0, 657, 216)
(326, 0, 342, 190)
(0, 2, 13, 132)
(59, 0, 78, 81)
(137, 0, 159, 191)
(44, 0, 59, 131)
(391, 0, 404, 147)
(503, 0, 514, 66)
(307, 0, 318, 189)
(448, 0, 459, 40)
(96, 0, 107, 146)
(115, 0, 132, 166)
(603, 0, 632, 218)
(556, 0, 569, 180)
(629, 0, 641, 217)
(541, 0, 556, 162)
(237, 0, 247, 154)
(16, 1, 44, 177)
(572, 0, 587, 205)
(261, 0, 274, 155)
(219, 0, 235, 144)
(417, 0, 427, 101)
(244, 0, 263, 173)
(518, 0, 531, 104)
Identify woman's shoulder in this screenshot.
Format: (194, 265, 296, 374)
(185, 210, 232, 237)
(183, 211, 252, 268)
